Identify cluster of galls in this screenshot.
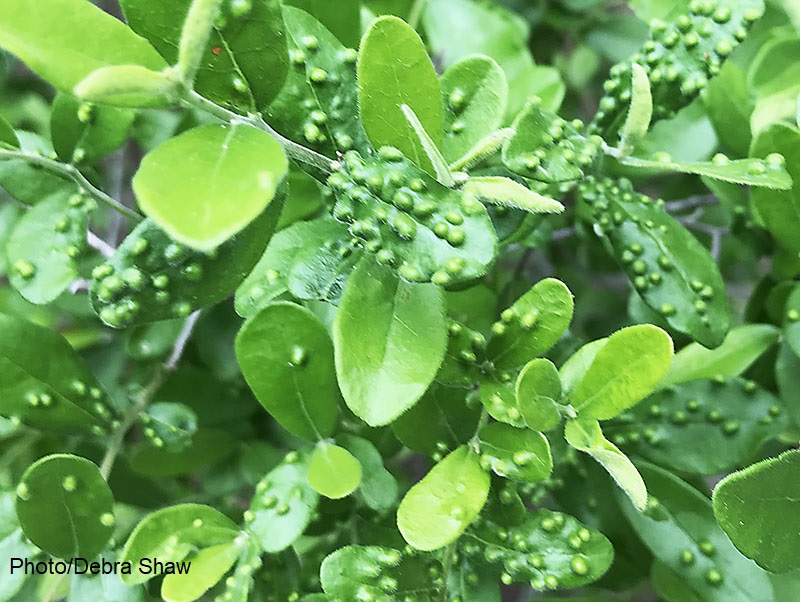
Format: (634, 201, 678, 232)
(503, 99, 602, 184)
(267, 14, 369, 159)
(326, 149, 496, 286)
(438, 320, 487, 387)
(614, 377, 785, 449)
(91, 236, 204, 328)
(591, 0, 762, 136)
(579, 176, 724, 344)
(467, 511, 603, 590)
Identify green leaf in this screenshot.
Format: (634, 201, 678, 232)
(397, 446, 490, 551)
(74, 65, 180, 108)
(142, 402, 198, 453)
(751, 124, 800, 256)
(502, 100, 600, 183)
(326, 150, 498, 286)
(463, 176, 565, 214)
(7, 191, 93, 304)
(120, 503, 239, 585)
(91, 190, 284, 328)
(391, 384, 482, 455)
(565, 419, 648, 510)
(612, 377, 788, 475)
(591, 0, 764, 139)
(15, 454, 114, 559)
(515, 358, 563, 431)
(339, 435, 398, 512)
(0, 314, 118, 434)
(307, 444, 362, 499)
(266, 6, 370, 159)
(357, 16, 442, 173)
(618, 63, 653, 158)
(236, 302, 338, 440)
(177, 0, 224, 84)
(0, 114, 19, 149)
(579, 177, 730, 348)
(705, 61, 753, 157)
(464, 508, 614, 589)
(246, 454, 318, 553)
(660, 324, 780, 388)
(400, 104, 454, 187)
(129, 429, 236, 477)
(448, 128, 514, 173)
(618, 153, 792, 189)
(433, 319, 483, 388)
(334, 258, 447, 426)
(440, 56, 508, 163)
(487, 278, 575, 370)
(121, 0, 289, 113)
(0, 528, 37, 601)
(652, 561, 704, 602)
(133, 124, 287, 251)
(447, 555, 501, 602)
(478, 422, 553, 482)
(284, 0, 360, 47)
(0, 0, 166, 91)
(619, 462, 775, 602)
(51, 94, 136, 164)
(161, 539, 243, 602)
(572, 324, 673, 420)
(321, 546, 440, 601)
(423, 0, 565, 117)
(713, 449, 800, 574)
(67, 552, 146, 602)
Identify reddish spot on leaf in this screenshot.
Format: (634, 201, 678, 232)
(212, 47, 222, 56)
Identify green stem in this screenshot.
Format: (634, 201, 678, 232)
(0, 149, 143, 221)
(185, 91, 337, 175)
(100, 311, 201, 479)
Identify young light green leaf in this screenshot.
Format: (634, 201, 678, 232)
(478, 422, 553, 482)
(236, 302, 339, 440)
(121, 0, 289, 113)
(465, 509, 614, 589)
(321, 546, 441, 601)
(177, 0, 224, 84)
(307, 444, 362, 499)
(448, 128, 514, 172)
(463, 176, 564, 214)
(15, 454, 114, 559)
(618, 153, 792, 189)
(613, 377, 788, 475)
(565, 419, 647, 510)
(618, 63, 652, 159)
(572, 324, 673, 420)
(246, 454, 318, 553)
(74, 65, 180, 108)
(713, 449, 800, 574)
(400, 104, 454, 187)
(515, 358, 562, 431)
(397, 446, 490, 551)
(0, 0, 166, 91)
(619, 462, 775, 602)
(487, 278, 575, 370)
(660, 324, 780, 388)
(357, 16, 442, 173)
(440, 55, 508, 163)
(7, 191, 93, 304)
(334, 259, 447, 427)
(579, 177, 730, 348)
(0, 314, 118, 434)
(120, 503, 240, 585)
(161, 539, 243, 602)
(91, 194, 285, 328)
(133, 124, 287, 251)
(339, 435, 398, 513)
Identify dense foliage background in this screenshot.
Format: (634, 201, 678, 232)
(0, 0, 799, 600)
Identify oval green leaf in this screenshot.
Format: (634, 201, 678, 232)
(334, 258, 447, 427)
(307, 443, 362, 499)
(15, 454, 114, 559)
(133, 124, 288, 251)
(161, 539, 243, 602)
(397, 446, 490, 551)
(357, 16, 442, 173)
(236, 302, 339, 440)
(515, 358, 562, 431)
(478, 422, 553, 482)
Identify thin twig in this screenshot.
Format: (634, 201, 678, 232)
(86, 231, 115, 258)
(664, 194, 718, 213)
(551, 226, 575, 241)
(99, 311, 201, 479)
(0, 149, 143, 221)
